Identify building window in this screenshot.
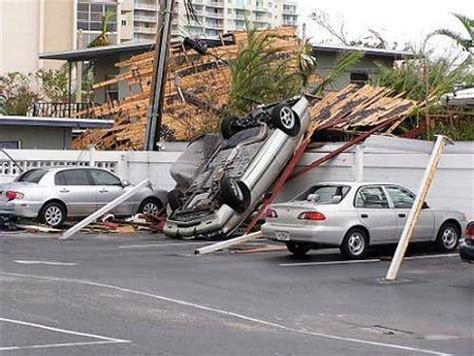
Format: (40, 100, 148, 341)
(122, 19, 127, 26)
(350, 72, 369, 87)
(0, 141, 20, 149)
(77, 1, 117, 34)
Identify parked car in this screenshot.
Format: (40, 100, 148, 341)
(459, 221, 474, 263)
(0, 167, 167, 227)
(261, 182, 467, 259)
(164, 96, 311, 239)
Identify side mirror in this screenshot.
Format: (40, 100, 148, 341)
(122, 180, 131, 187)
(422, 201, 429, 209)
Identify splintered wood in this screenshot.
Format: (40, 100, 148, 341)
(73, 26, 417, 151)
(307, 85, 416, 134)
(73, 27, 304, 150)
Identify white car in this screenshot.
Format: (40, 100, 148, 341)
(262, 182, 467, 259)
(0, 167, 167, 227)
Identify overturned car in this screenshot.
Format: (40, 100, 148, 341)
(164, 96, 311, 239)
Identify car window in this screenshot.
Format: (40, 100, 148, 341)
(16, 169, 48, 183)
(55, 170, 91, 186)
(294, 185, 350, 204)
(89, 169, 122, 186)
(355, 186, 389, 208)
(386, 186, 415, 209)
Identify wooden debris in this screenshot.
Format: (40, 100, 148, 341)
(73, 27, 313, 150)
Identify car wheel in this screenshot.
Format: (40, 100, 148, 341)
(340, 228, 369, 259)
(435, 222, 460, 252)
(220, 177, 251, 214)
(168, 189, 184, 211)
(271, 104, 301, 137)
(286, 242, 310, 258)
(39, 201, 66, 228)
(139, 198, 163, 216)
(221, 116, 238, 139)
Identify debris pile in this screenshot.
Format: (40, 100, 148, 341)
(73, 26, 311, 150)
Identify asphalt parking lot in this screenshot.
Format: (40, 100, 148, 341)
(0, 231, 472, 355)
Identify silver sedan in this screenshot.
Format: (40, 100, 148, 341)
(0, 167, 167, 227)
(261, 182, 467, 259)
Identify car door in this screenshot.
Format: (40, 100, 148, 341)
(384, 185, 435, 241)
(88, 169, 129, 214)
(354, 185, 398, 243)
(54, 169, 97, 216)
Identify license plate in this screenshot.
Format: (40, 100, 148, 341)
(275, 230, 290, 241)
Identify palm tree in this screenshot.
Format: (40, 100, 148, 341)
(88, 10, 115, 48)
(430, 13, 473, 53)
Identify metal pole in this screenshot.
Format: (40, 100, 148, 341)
(68, 62, 72, 117)
(194, 231, 263, 255)
(76, 30, 83, 103)
(144, 0, 175, 151)
(59, 180, 151, 240)
(385, 135, 453, 281)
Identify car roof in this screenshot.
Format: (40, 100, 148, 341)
(314, 182, 407, 187)
(27, 166, 105, 173)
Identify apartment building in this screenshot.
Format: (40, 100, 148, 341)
(1, 0, 297, 75)
(173, 0, 298, 38)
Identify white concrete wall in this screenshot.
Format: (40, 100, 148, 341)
(1, 137, 473, 219)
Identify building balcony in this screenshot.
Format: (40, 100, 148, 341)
(134, 15, 157, 22)
(29, 102, 97, 119)
(134, 26, 157, 34)
(134, 3, 158, 11)
(205, 11, 224, 18)
(206, 0, 225, 8)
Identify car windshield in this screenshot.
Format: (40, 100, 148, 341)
(15, 169, 48, 183)
(293, 185, 350, 204)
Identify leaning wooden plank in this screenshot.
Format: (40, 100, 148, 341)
(194, 231, 263, 255)
(385, 135, 453, 281)
(59, 180, 151, 240)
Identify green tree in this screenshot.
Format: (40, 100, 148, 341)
(228, 28, 317, 114)
(429, 13, 473, 54)
(88, 10, 115, 48)
(0, 72, 40, 115)
(36, 69, 69, 102)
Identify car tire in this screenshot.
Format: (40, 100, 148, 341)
(139, 197, 163, 216)
(271, 104, 301, 137)
(340, 227, 369, 259)
(39, 201, 66, 228)
(221, 116, 238, 139)
(168, 189, 184, 211)
(286, 242, 310, 258)
(220, 177, 251, 214)
(435, 222, 460, 252)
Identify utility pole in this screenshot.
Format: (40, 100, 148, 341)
(144, 0, 175, 151)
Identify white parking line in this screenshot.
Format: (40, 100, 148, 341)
(118, 242, 205, 249)
(0, 317, 129, 352)
(1, 272, 449, 356)
(403, 253, 458, 260)
(13, 260, 77, 266)
(279, 254, 459, 267)
(280, 259, 381, 267)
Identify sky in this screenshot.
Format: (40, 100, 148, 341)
(297, 0, 473, 54)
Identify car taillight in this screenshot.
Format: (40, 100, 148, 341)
(266, 209, 278, 218)
(466, 223, 474, 241)
(5, 191, 24, 201)
(298, 211, 326, 221)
